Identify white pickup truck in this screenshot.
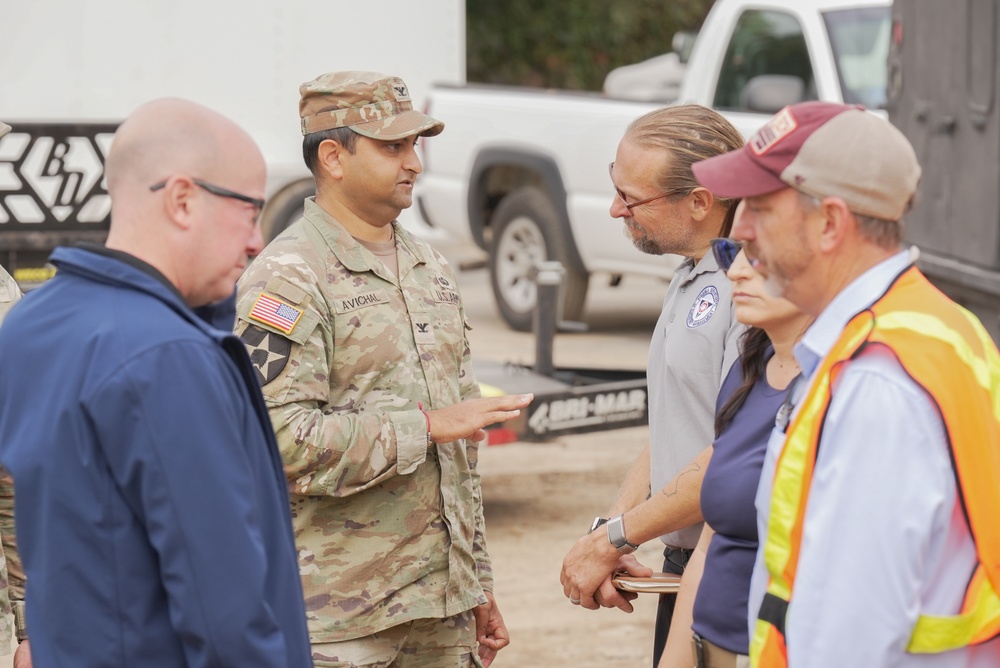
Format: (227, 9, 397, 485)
(416, 0, 891, 330)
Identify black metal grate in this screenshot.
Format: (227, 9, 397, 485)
(0, 122, 119, 230)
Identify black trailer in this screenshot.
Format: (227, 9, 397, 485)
(0, 122, 116, 287)
(476, 262, 649, 444)
(475, 358, 647, 444)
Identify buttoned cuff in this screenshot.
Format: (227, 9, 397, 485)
(12, 600, 26, 642)
(392, 411, 430, 475)
(476, 561, 495, 593)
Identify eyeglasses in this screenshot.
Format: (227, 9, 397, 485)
(150, 178, 266, 221)
(608, 162, 687, 211)
(710, 237, 745, 271)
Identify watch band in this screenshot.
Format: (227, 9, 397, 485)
(589, 516, 608, 534)
(607, 514, 638, 554)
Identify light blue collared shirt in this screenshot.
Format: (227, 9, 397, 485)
(748, 249, 1000, 667)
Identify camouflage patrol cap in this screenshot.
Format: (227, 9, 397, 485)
(0, 122, 10, 139)
(299, 71, 444, 140)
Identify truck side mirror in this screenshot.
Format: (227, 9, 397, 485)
(672, 31, 698, 65)
(739, 74, 805, 113)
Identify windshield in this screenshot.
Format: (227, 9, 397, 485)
(823, 7, 891, 109)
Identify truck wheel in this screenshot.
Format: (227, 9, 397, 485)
(261, 180, 315, 243)
(488, 187, 589, 332)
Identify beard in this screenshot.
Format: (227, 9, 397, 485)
(759, 245, 813, 302)
(623, 217, 666, 255)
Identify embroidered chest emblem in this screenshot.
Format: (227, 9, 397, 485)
(687, 286, 720, 328)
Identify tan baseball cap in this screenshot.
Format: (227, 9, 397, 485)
(693, 102, 921, 221)
(0, 122, 10, 139)
(299, 70, 444, 140)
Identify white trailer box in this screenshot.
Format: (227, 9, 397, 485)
(0, 0, 465, 283)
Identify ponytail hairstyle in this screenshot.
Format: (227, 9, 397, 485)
(715, 326, 772, 437)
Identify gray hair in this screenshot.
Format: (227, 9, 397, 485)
(797, 191, 903, 249)
(625, 105, 744, 236)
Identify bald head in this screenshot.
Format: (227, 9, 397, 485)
(103, 98, 266, 307)
(106, 98, 259, 199)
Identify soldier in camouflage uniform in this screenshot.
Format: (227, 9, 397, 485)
(235, 72, 532, 668)
(0, 120, 29, 668)
(0, 124, 24, 331)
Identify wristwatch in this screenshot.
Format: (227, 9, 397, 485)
(588, 516, 608, 533)
(606, 514, 638, 554)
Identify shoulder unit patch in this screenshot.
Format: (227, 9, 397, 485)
(240, 324, 292, 386)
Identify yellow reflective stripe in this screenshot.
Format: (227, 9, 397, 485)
(763, 372, 831, 598)
(758, 317, 870, 666)
(763, 399, 819, 600)
(763, 321, 868, 597)
(907, 574, 1000, 653)
(750, 618, 771, 665)
(877, 311, 998, 406)
(959, 307, 1000, 418)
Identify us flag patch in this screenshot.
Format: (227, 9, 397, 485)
(249, 293, 303, 334)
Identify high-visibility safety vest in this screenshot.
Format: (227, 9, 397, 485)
(750, 265, 1000, 667)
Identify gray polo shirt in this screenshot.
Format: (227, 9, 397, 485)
(648, 251, 743, 549)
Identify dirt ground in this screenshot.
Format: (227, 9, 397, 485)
(478, 431, 665, 667)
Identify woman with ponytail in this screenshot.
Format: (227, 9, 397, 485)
(659, 238, 811, 668)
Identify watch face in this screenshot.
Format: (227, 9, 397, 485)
(590, 517, 608, 533)
(606, 515, 638, 553)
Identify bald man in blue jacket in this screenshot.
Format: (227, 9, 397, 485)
(0, 99, 311, 668)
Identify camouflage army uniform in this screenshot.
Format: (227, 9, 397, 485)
(0, 265, 23, 654)
(0, 264, 20, 326)
(0, 469, 21, 656)
(236, 199, 490, 643)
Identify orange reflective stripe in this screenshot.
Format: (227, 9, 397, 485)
(751, 621, 788, 667)
(866, 275, 1000, 598)
(753, 266, 1000, 666)
(751, 315, 873, 667)
(765, 316, 871, 593)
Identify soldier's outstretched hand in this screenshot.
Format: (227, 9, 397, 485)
(427, 394, 533, 443)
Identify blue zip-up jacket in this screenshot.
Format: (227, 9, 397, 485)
(0, 247, 312, 667)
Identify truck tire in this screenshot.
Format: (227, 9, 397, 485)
(488, 187, 589, 332)
(261, 180, 315, 243)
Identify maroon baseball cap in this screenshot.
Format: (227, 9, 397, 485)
(692, 101, 921, 221)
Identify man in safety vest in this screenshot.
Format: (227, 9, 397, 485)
(691, 101, 1000, 667)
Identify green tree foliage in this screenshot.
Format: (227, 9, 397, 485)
(467, 0, 716, 90)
